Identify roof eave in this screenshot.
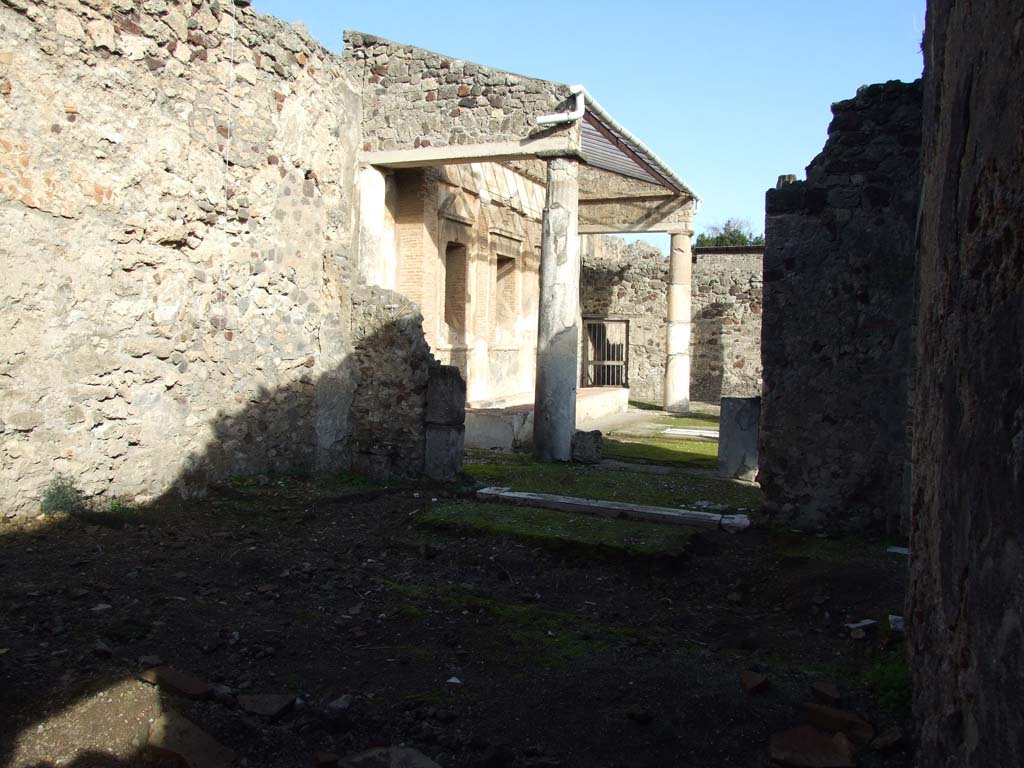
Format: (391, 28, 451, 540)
(575, 85, 700, 203)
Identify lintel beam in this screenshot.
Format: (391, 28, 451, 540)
(578, 196, 694, 234)
(362, 134, 576, 169)
(578, 223, 692, 235)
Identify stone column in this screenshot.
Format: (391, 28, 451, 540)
(356, 165, 397, 290)
(534, 157, 580, 462)
(664, 230, 693, 413)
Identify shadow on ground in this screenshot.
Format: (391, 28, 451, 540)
(1, 310, 912, 766)
(1, 471, 913, 768)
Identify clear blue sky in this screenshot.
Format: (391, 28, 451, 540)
(253, 0, 924, 245)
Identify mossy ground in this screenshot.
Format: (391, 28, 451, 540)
(1, 464, 910, 768)
(420, 500, 696, 560)
(4, 405, 914, 767)
(464, 457, 761, 509)
(602, 436, 719, 467)
(651, 412, 721, 430)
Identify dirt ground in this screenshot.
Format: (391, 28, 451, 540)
(0, 464, 911, 768)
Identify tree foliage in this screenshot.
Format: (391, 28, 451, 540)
(694, 218, 765, 248)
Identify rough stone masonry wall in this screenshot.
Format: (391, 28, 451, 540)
(580, 238, 667, 402)
(349, 286, 435, 482)
(342, 31, 572, 151)
(911, 1, 1024, 764)
(580, 238, 762, 403)
(691, 247, 763, 402)
(760, 80, 921, 534)
(0, 0, 364, 517)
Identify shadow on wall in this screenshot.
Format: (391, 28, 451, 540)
(690, 304, 727, 403)
(169, 309, 434, 498)
(0, 313, 454, 766)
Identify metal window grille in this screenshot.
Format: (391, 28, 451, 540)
(582, 319, 628, 387)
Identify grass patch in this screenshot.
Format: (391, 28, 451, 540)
(39, 477, 146, 528)
(859, 650, 912, 719)
(465, 459, 761, 509)
(40, 476, 89, 516)
(603, 437, 718, 468)
(421, 501, 695, 560)
(464, 448, 534, 465)
(767, 527, 888, 564)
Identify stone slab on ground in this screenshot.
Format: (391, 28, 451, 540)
(476, 487, 750, 532)
(740, 670, 769, 693)
(803, 703, 874, 744)
(238, 693, 294, 719)
(811, 682, 842, 707)
(769, 724, 855, 768)
(662, 427, 719, 439)
(717, 396, 760, 482)
(139, 666, 212, 700)
(147, 710, 237, 768)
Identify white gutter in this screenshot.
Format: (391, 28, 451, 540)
(536, 84, 586, 125)
(536, 84, 701, 204)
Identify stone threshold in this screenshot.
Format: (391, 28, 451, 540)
(662, 427, 720, 439)
(476, 487, 750, 533)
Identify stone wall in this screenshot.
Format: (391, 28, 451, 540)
(760, 80, 922, 534)
(0, 0, 451, 518)
(580, 238, 763, 403)
(691, 246, 763, 402)
(579, 238, 667, 402)
(911, 1, 1024, 763)
(349, 287, 434, 482)
(342, 31, 572, 151)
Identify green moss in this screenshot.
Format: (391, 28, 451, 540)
(39, 476, 89, 517)
(603, 437, 718, 468)
(421, 501, 695, 560)
(767, 526, 884, 564)
(859, 650, 912, 719)
(464, 459, 761, 509)
(463, 448, 534, 465)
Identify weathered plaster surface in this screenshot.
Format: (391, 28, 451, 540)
(0, 0, 450, 517)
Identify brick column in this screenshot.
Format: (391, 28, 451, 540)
(664, 230, 693, 413)
(534, 157, 580, 462)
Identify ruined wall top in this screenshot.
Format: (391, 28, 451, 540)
(582, 237, 666, 275)
(768, 79, 922, 216)
(343, 31, 573, 151)
(760, 78, 922, 534)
